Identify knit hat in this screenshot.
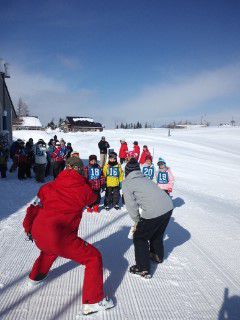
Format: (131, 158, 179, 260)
(125, 158, 140, 177)
(37, 139, 45, 144)
(109, 151, 117, 159)
(67, 142, 71, 146)
(157, 157, 166, 165)
(89, 154, 97, 162)
(71, 151, 79, 157)
(66, 156, 83, 169)
(126, 150, 136, 159)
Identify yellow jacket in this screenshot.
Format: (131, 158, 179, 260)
(103, 163, 124, 187)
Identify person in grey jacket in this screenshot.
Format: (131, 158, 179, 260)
(122, 158, 174, 278)
(33, 139, 47, 183)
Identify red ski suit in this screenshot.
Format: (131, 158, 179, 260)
(133, 145, 140, 160)
(27, 169, 104, 304)
(139, 148, 152, 165)
(119, 142, 128, 159)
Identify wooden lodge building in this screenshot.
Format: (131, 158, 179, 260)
(61, 116, 103, 132)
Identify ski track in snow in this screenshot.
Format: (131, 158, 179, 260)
(0, 127, 240, 320)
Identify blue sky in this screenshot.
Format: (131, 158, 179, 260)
(1, 0, 240, 126)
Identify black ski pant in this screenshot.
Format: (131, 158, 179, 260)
(34, 164, 46, 182)
(0, 164, 7, 178)
(18, 163, 27, 179)
(26, 163, 32, 178)
(104, 186, 120, 207)
(45, 159, 51, 176)
(133, 210, 173, 272)
(10, 156, 18, 172)
(120, 158, 125, 165)
(53, 161, 65, 179)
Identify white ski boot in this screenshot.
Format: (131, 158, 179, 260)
(82, 297, 114, 315)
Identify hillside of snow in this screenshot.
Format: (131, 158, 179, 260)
(0, 127, 240, 319)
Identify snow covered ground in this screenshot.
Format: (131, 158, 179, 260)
(0, 127, 240, 319)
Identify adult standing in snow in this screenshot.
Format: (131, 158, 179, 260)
(33, 139, 47, 183)
(46, 139, 55, 176)
(98, 137, 110, 167)
(51, 140, 67, 179)
(9, 139, 22, 172)
(122, 158, 174, 278)
(0, 142, 9, 178)
(139, 145, 152, 165)
(66, 142, 73, 158)
(23, 157, 114, 315)
(119, 139, 128, 164)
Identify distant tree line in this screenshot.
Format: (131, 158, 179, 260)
(115, 122, 152, 129)
(162, 120, 210, 128)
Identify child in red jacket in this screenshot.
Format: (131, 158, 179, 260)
(119, 139, 128, 164)
(23, 157, 114, 315)
(139, 145, 152, 165)
(84, 155, 105, 213)
(133, 141, 140, 160)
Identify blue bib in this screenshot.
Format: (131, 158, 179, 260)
(157, 171, 169, 184)
(88, 167, 101, 180)
(58, 147, 66, 157)
(142, 166, 154, 180)
(108, 166, 119, 177)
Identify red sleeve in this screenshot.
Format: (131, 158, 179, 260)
(23, 204, 40, 233)
(51, 147, 59, 158)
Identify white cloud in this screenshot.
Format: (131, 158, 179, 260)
(6, 65, 99, 124)
(5, 62, 240, 127)
(114, 63, 240, 124)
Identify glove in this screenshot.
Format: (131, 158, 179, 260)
(26, 232, 33, 242)
(168, 188, 172, 193)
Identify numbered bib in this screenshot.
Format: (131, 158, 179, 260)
(88, 167, 101, 180)
(157, 171, 169, 184)
(142, 166, 154, 180)
(58, 147, 66, 157)
(108, 166, 119, 177)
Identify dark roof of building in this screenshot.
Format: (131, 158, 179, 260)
(66, 116, 103, 128)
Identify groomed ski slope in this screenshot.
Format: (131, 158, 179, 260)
(0, 127, 240, 320)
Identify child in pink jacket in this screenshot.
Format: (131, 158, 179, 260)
(156, 158, 174, 194)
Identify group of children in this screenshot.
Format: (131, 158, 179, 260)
(83, 141, 174, 213)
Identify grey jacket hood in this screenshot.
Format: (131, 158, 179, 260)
(122, 170, 173, 223)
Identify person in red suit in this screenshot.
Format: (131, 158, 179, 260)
(23, 156, 113, 315)
(119, 139, 128, 164)
(139, 145, 152, 165)
(133, 141, 140, 161)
